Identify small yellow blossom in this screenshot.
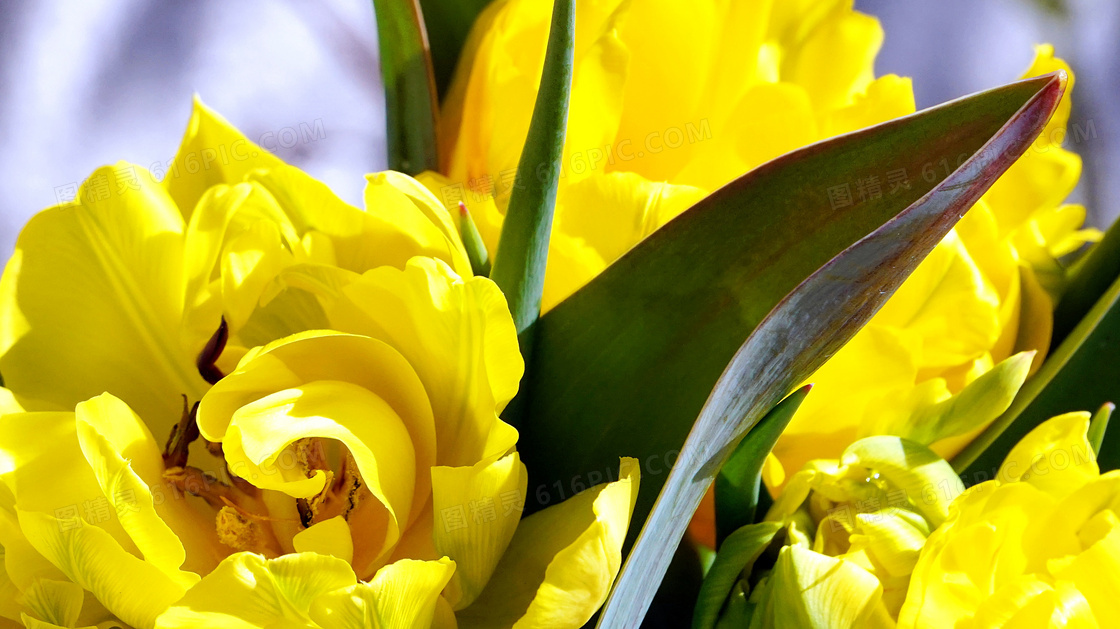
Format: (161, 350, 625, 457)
(899, 413, 1116, 627)
(701, 434, 964, 628)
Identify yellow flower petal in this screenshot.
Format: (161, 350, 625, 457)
(293, 516, 354, 566)
(876, 230, 1002, 370)
(841, 437, 963, 527)
(787, 10, 882, 110)
(74, 396, 198, 589)
(219, 219, 296, 332)
(69, 394, 224, 574)
(556, 172, 706, 265)
(0, 413, 111, 535)
(323, 257, 522, 467)
(165, 96, 282, 220)
(998, 412, 1096, 498)
(849, 511, 929, 579)
(155, 552, 355, 629)
(221, 380, 416, 564)
(0, 164, 205, 439)
(540, 234, 606, 314)
(199, 330, 437, 527)
(457, 458, 638, 629)
(17, 510, 186, 629)
(309, 558, 456, 629)
(822, 74, 916, 137)
(19, 579, 83, 628)
(757, 545, 885, 628)
(0, 492, 65, 595)
(432, 452, 527, 609)
(902, 351, 1033, 445)
(364, 174, 472, 278)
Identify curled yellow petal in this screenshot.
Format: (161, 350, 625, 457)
(17, 510, 187, 629)
(457, 458, 639, 628)
(293, 516, 354, 566)
(165, 96, 283, 219)
(322, 257, 522, 468)
(753, 545, 885, 628)
(998, 411, 1096, 498)
(155, 552, 355, 629)
(309, 558, 456, 629)
(432, 452, 527, 609)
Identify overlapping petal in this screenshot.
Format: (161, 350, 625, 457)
(899, 415, 1117, 627)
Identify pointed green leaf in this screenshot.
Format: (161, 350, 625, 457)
(900, 351, 1033, 445)
(715, 387, 810, 546)
(530, 73, 1063, 627)
(458, 202, 491, 276)
(692, 522, 782, 629)
(372, 0, 440, 174)
(1089, 402, 1113, 456)
(519, 73, 1065, 541)
(489, 0, 574, 378)
(956, 267, 1120, 475)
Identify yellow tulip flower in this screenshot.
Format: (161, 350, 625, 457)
(703, 434, 965, 628)
(430, 0, 916, 312)
(0, 102, 640, 628)
(429, 0, 1096, 483)
(0, 97, 471, 442)
(898, 413, 1115, 627)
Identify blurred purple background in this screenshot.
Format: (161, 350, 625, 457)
(0, 0, 1116, 259)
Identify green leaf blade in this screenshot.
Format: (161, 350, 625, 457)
(530, 73, 1065, 627)
(714, 386, 810, 546)
(521, 73, 1067, 535)
(1053, 214, 1120, 345)
(489, 0, 574, 365)
(373, 0, 440, 174)
(1089, 402, 1113, 456)
(692, 522, 783, 629)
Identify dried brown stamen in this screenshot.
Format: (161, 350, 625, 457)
(197, 317, 229, 385)
(162, 397, 200, 469)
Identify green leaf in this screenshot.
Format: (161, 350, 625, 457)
(692, 522, 782, 629)
(899, 351, 1033, 445)
(489, 0, 574, 370)
(372, 0, 440, 174)
(458, 202, 492, 276)
(1053, 214, 1120, 345)
(520, 72, 1065, 526)
(1089, 402, 1113, 457)
(513, 72, 1064, 627)
(417, 0, 492, 98)
(715, 387, 809, 546)
(955, 267, 1120, 475)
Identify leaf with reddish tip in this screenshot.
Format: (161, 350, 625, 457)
(591, 72, 1065, 627)
(495, 70, 1064, 625)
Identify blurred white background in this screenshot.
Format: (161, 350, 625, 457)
(0, 0, 386, 257)
(0, 0, 1115, 259)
